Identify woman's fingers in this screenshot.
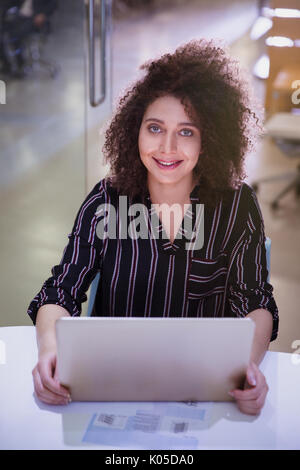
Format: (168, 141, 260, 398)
(230, 390, 266, 415)
(37, 355, 69, 398)
(245, 362, 258, 387)
(32, 365, 69, 405)
(236, 389, 267, 415)
(229, 362, 268, 415)
(32, 352, 71, 405)
(236, 403, 262, 416)
(231, 381, 268, 401)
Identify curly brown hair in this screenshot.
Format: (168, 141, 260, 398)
(103, 39, 261, 206)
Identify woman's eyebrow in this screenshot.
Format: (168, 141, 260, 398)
(144, 118, 198, 127)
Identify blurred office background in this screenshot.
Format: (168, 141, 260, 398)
(0, 0, 299, 354)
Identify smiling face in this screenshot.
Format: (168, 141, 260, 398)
(138, 95, 202, 192)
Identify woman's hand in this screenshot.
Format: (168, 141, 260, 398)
(229, 362, 269, 416)
(32, 350, 71, 406)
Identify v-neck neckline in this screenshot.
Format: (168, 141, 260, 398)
(144, 185, 201, 254)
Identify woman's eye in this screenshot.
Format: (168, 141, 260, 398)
(148, 125, 161, 133)
(180, 129, 193, 137)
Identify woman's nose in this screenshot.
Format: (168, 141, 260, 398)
(159, 132, 177, 154)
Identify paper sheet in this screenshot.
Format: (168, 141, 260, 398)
(82, 401, 213, 449)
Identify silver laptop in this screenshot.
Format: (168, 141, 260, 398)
(55, 317, 255, 402)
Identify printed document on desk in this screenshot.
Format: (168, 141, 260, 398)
(82, 401, 213, 449)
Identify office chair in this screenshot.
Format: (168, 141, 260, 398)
(252, 113, 300, 209)
(23, 20, 59, 78)
(2, 5, 59, 79)
(86, 238, 272, 316)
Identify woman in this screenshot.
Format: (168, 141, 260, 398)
(28, 40, 279, 414)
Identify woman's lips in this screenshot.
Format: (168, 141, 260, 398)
(153, 157, 183, 170)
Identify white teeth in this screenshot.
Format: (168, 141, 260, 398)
(157, 160, 178, 166)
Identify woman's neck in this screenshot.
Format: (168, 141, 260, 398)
(147, 178, 197, 244)
(148, 179, 195, 206)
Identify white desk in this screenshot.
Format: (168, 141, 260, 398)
(0, 326, 299, 450)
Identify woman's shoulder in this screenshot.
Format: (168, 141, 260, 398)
(232, 182, 265, 234)
(218, 182, 263, 243)
(73, 178, 118, 222)
(86, 177, 120, 202)
(223, 182, 258, 211)
(70, 178, 119, 240)
(239, 182, 257, 199)
(238, 182, 262, 216)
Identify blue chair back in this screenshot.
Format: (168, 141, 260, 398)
(86, 271, 100, 317)
(265, 236, 271, 282)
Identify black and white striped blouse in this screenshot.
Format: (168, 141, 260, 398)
(27, 178, 279, 341)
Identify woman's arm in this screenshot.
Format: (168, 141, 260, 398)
(27, 181, 104, 326)
(28, 181, 107, 405)
(32, 305, 71, 405)
(36, 304, 70, 356)
(229, 309, 273, 415)
(226, 186, 279, 415)
(247, 308, 273, 366)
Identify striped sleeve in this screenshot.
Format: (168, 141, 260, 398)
(27, 181, 105, 325)
(227, 187, 279, 341)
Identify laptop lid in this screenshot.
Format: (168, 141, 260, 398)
(55, 317, 255, 402)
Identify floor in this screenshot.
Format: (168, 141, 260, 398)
(0, 0, 299, 354)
